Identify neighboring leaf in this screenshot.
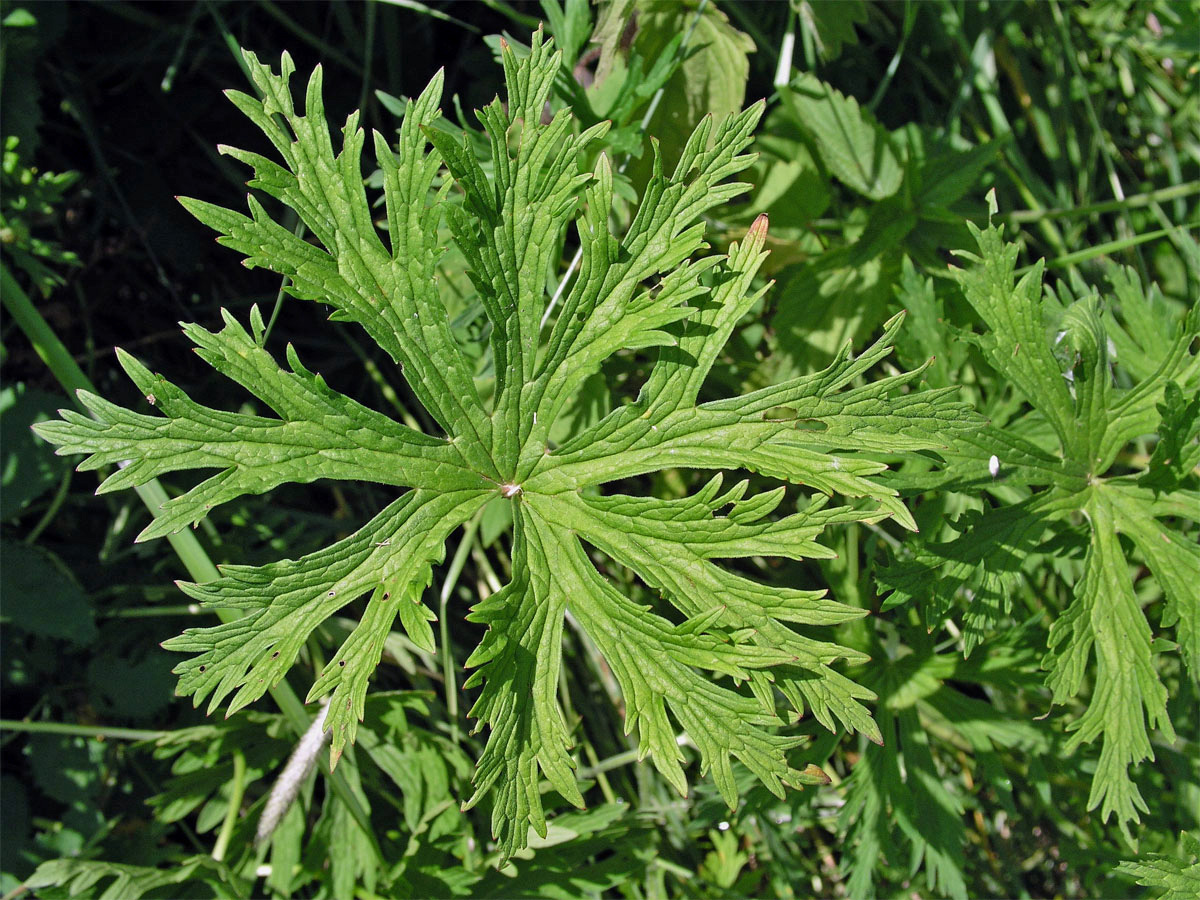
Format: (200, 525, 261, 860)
(1, 383, 67, 518)
(785, 72, 903, 200)
(85, 652, 176, 720)
(1142, 381, 1200, 491)
(34, 31, 975, 857)
(24, 734, 106, 806)
(879, 217, 1200, 841)
(320, 755, 377, 900)
(0, 539, 95, 645)
(841, 637, 1049, 899)
(598, 0, 755, 174)
(1117, 831, 1200, 900)
(23, 856, 235, 900)
(473, 803, 655, 898)
(794, 0, 867, 61)
(742, 107, 831, 229)
(148, 713, 288, 826)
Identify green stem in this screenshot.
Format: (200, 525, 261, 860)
(2, 265, 92, 397)
(1002, 181, 1200, 224)
(211, 748, 247, 862)
(1, 262, 381, 862)
(22, 466, 72, 545)
(440, 512, 482, 746)
(580, 739, 617, 804)
(0, 719, 167, 741)
(866, 0, 917, 113)
(576, 747, 641, 780)
(1024, 226, 1180, 272)
(100, 604, 211, 619)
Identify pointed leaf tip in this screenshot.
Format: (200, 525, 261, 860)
(801, 763, 832, 784)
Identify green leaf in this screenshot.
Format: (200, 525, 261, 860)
(1117, 832, 1200, 900)
(1, 383, 67, 518)
(793, 0, 867, 61)
(882, 218, 1200, 841)
(0, 539, 95, 644)
(1142, 381, 1200, 491)
(1045, 486, 1175, 835)
(601, 0, 755, 173)
(23, 856, 235, 900)
(35, 30, 971, 858)
(950, 223, 1078, 454)
(784, 72, 903, 200)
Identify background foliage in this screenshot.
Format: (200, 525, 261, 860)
(2, 1, 1197, 898)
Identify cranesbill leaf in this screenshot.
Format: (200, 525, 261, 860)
(881, 212, 1200, 841)
(32, 30, 975, 857)
(24, 856, 236, 899)
(1117, 831, 1200, 900)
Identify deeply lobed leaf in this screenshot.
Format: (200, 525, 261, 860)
(883, 213, 1200, 839)
(33, 30, 977, 856)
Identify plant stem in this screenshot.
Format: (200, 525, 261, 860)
(1025, 226, 1180, 272)
(440, 512, 482, 745)
(773, 5, 795, 90)
(22, 467, 72, 545)
(0, 719, 167, 741)
(1001, 181, 1200, 224)
(99, 604, 210, 619)
(211, 748, 247, 862)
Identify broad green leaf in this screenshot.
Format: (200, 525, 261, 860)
(0, 539, 95, 645)
(784, 72, 903, 200)
(33, 30, 976, 858)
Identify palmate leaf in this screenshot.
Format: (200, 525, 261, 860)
(879, 211, 1200, 840)
(24, 856, 237, 900)
(33, 31, 975, 856)
(1117, 831, 1200, 900)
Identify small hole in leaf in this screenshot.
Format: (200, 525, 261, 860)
(339, 660, 346, 667)
(761, 406, 797, 422)
(198, 665, 206, 672)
